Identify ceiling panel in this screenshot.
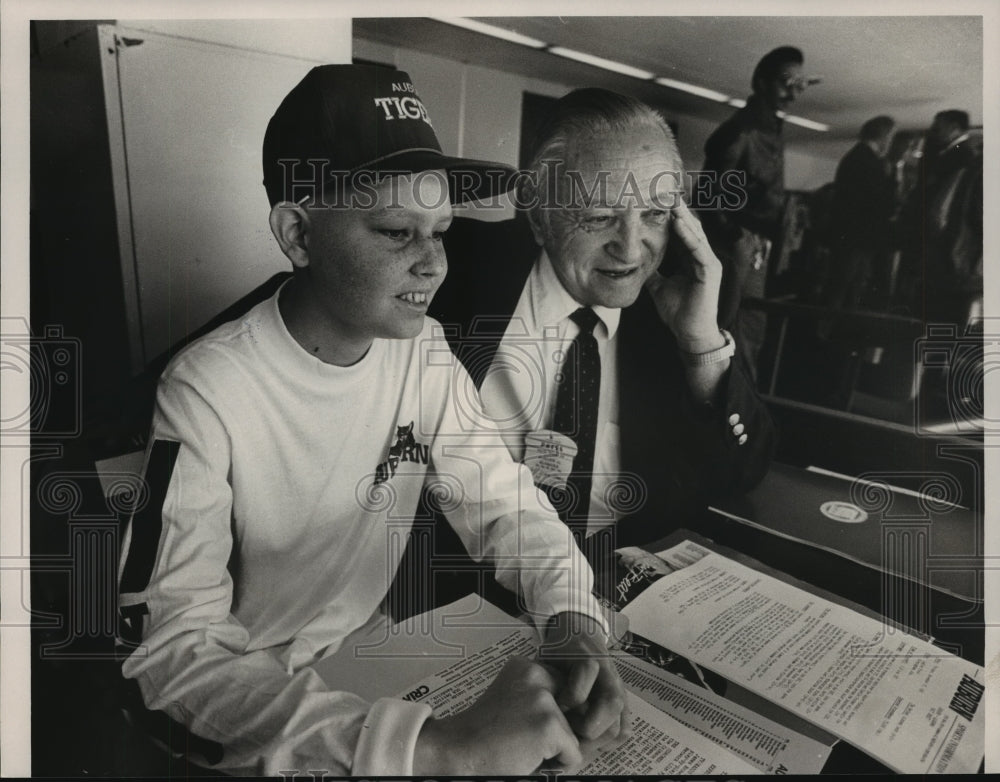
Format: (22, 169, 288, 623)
(355, 16, 983, 140)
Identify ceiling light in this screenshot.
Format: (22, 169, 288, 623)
(654, 77, 730, 104)
(430, 17, 547, 48)
(780, 114, 830, 132)
(428, 18, 830, 133)
(547, 46, 655, 80)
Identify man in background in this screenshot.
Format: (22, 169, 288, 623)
(897, 109, 982, 325)
(826, 115, 897, 312)
(701, 46, 813, 381)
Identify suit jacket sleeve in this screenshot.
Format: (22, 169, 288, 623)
(612, 293, 775, 548)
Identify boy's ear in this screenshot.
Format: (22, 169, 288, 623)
(269, 202, 311, 269)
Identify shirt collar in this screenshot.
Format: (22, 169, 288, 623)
(531, 250, 621, 339)
(940, 132, 971, 154)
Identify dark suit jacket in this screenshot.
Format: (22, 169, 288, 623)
(830, 142, 895, 251)
(432, 215, 776, 547)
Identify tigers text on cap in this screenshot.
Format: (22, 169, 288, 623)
(262, 64, 515, 206)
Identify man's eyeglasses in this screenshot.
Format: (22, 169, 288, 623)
(782, 75, 822, 94)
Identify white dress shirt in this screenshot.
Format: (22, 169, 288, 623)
(479, 251, 624, 537)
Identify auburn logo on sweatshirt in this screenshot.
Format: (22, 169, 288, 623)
(373, 421, 429, 485)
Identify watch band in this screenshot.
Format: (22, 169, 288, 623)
(681, 329, 736, 367)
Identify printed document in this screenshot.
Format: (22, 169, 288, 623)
(612, 651, 832, 773)
(622, 552, 985, 773)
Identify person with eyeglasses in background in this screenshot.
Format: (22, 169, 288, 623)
(700, 46, 817, 383)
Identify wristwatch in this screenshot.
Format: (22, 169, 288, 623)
(680, 329, 736, 367)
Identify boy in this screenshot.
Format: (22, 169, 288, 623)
(117, 65, 625, 776)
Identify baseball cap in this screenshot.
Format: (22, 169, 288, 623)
(262, 64, 516, 206)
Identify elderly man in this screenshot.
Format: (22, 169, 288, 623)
(117, 65, 626, 777)
(700, 46, 810, 380)
(408, 88, 773, 606)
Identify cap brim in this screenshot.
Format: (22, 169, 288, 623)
(345, 149, 517, 204)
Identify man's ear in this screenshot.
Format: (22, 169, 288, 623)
(269, 202, 311, 269)
(526, 208, 547, 248)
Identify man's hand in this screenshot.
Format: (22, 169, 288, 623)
(645, 199, 725, 353)
(646, 199, 731, 402)
(413, 655, 582, 775)
(538, 611, 630, 749)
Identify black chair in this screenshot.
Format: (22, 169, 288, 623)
(88, 272, 293, 459)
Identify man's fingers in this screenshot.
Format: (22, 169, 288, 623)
(673, 215, 708, 256)
(672, 200, 719, 267)
(672, 196, 702, 228)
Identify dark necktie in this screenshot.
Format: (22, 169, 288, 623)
(548, 307, 601, 537)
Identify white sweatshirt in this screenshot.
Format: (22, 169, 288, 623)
(117, 287, 602, 776)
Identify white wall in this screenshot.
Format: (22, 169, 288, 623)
(124, 19, 352, 63)
(785, 147, 840, 191)
(106, 20, 352, 367)
(354, 38, 573, 220)
(355, 37, 570, 169)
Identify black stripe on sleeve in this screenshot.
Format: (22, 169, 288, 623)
(117, 601, 149, 649)
(119, 439, 180, 594)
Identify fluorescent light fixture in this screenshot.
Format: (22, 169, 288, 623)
(430, 17, 547, 48)
(781, 114, 830, 132)
(547, 46, 655, 80)
(654, 77, 730, 104)
(428, 20, 832, 133)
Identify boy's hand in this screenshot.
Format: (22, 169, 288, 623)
(413, 655, 582, 775)
(538, 611, 630, 746)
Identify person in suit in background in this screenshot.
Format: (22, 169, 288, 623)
(700, 46, 813, 381)
(826, 115, 897, 313)
(896, 109, 982, 325)
(415, 88, 774, 599)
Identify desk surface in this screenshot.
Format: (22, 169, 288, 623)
(707, 462, 983, 603)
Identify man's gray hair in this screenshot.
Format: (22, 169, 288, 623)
(519, 88, 682, 222)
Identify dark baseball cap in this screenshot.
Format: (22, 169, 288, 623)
(262, 64, 516, 206)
